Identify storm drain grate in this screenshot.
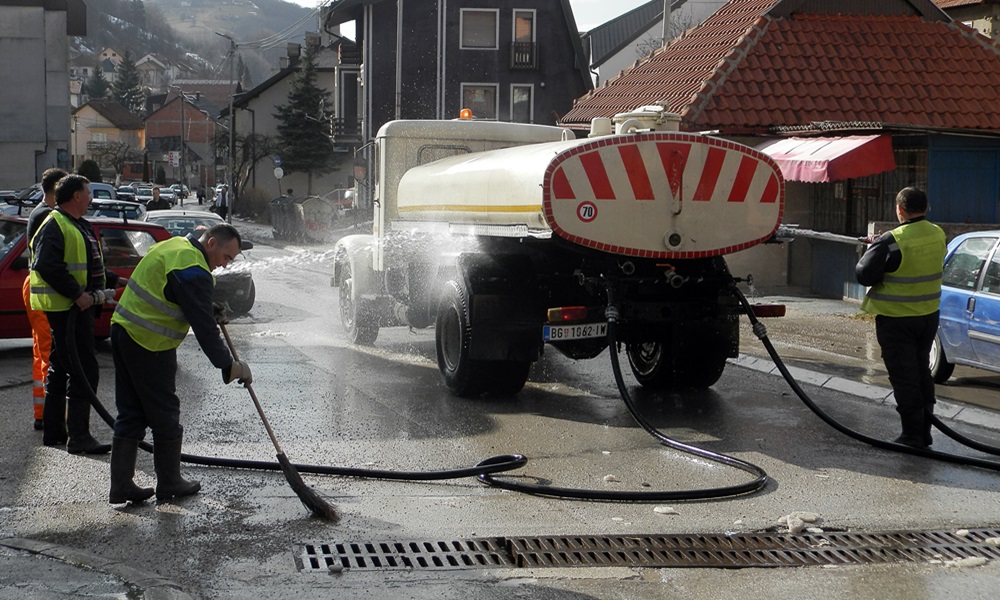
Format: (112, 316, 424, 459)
(298, 528, 1000, 572)
(298, 538, 515, 571)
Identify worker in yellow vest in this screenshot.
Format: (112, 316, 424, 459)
(108, 224, 251, 504)
(22, 167, 66, 430)
(29, 174, 126, 454)
(856, 187, 946, 448)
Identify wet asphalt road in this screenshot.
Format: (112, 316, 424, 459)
(2, 229, 1000, 599)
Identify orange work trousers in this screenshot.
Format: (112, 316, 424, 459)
(22, 276, 50, 420)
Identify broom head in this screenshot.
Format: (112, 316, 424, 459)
(276, 452, 340, 522)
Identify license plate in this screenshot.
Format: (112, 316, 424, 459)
(543, 322, 608, 342)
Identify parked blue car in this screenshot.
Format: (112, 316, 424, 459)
(932, 231, 1000, 382)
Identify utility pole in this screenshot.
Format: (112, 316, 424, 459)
(174, 86, 187, 206)
(216, 32, 237, 223)
(662, 0, 672, 47)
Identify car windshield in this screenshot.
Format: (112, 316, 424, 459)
(145, 214, 221, 237)
(0, 220, 26, 263)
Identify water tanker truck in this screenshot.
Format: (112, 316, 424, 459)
(332, 104, 784, 396)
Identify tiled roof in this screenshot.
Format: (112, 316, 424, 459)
(934, 0, 992, 8)
(561, 0, 1000, 133)
(75, 98, 144, 130)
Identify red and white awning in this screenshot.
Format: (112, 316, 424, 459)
(755, 135, 896, 183)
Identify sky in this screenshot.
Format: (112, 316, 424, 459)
(285, 0, 657, 34)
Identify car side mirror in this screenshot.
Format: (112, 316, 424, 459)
(11, 256, 28, 270)
(240, 240, 254, 251)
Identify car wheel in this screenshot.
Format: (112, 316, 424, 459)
(930, 334, 955, 383)
(228, 279, 256, 316)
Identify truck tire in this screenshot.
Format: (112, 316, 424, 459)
(436, 280, 489, 397)
(626, 342, 673, 388)
(491, 361, 531, 396)
(338, 261, 379, 345)
(626, 339, 728, 389)
(930, 333, 955, 383)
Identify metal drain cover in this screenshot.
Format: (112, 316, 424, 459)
(298, 528, 1000, 572)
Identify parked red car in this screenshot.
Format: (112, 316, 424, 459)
(0, 214, 172, 338)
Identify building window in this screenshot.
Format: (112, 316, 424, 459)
(461, 9, 499, 49)
(511, 85, 533, 123)
(461, 84, 498, 119)
(514, 9, 535, 43)
(92, 132, 108, 142)
(510, 9, 537, 68)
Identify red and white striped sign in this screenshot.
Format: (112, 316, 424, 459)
(542, 133, 784, 259)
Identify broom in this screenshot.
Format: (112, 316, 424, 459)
(220, 323, 340, 522)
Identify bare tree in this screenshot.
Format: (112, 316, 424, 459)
(90, 141, 141, 181)
(635, 12, 696, 59)
(213, 131, 277, 202)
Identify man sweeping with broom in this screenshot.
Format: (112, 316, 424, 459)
(107, 224, 252, 504)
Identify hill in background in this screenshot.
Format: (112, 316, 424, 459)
(78, 0, 319, 85)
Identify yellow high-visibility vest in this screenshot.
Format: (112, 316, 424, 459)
(29, 211, 90, 312)
(112, 236, 212, 351)
(862, 220, 946, 317)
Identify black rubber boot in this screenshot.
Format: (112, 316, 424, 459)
(42, 394, 67, 446)
(153, 436, 200, 500)
(923, 407, 934, 447)
(894, 409, 929, 448)
(109, 437, 154, 504)
(66, 399, 111, 455)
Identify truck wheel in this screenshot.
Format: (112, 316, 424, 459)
(436, 280, 489, 397)
(626, 340, 727, 389)
(930, 334, 954, 383)
(490, 361, 531, 396)
(338, 261, 379, 345)
(626, 342, 674, 388)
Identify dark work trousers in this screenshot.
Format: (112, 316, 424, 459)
(111, 324, 183, 442)
(43, 308, 99, 444)
(875, 312, 939, 438)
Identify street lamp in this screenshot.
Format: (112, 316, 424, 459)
(216, 31, 237, 223)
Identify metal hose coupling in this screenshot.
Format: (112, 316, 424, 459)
(605, 305, 620, 324)
(752, 321, 767, 339)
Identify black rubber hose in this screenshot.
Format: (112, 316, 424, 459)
(729, 284, 1000, 472)
(65, 306, 525, 481)
(480, 284, 770, 500)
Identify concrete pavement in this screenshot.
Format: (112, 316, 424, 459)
(3, 223, 999, 598)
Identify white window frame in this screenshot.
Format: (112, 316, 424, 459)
(461, 83, 500, 120)
(512, 9, 536, 43)
(510, 84, 534, 123)
(460, 8, 499, 50)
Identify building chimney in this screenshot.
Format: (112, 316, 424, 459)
(305, 32, 320, 48)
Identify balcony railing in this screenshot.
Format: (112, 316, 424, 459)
(509, 42, 538, 70)
(331, 118, 363, 144)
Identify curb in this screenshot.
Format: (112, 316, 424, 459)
(731, 353, 1000, 432)
(0, 537, 193, 600)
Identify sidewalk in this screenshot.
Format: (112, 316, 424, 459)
(0, 538, 191, 600)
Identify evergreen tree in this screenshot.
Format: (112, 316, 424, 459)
(86, 63, 110, 100)
(78, 159, 102, 183)
(273, 42, 334, 194)
(112, 50, 145, 115)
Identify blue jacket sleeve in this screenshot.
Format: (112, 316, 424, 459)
(165, 266, 233, 369)
(856, 231, 901, 287)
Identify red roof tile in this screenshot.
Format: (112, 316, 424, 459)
(561, 0, 1000, 133)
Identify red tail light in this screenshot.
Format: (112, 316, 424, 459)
(547, 306, 588, 322)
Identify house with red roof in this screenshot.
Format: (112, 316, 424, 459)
(561, 0, 1000, 299)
